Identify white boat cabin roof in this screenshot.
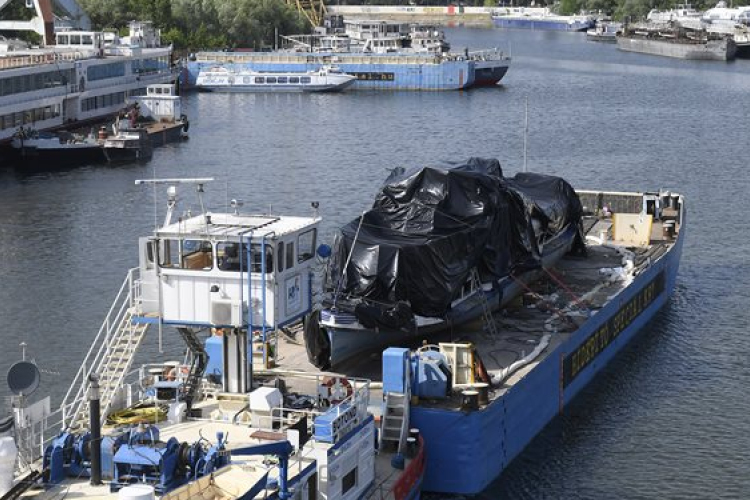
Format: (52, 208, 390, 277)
(156, 212, 320, 241)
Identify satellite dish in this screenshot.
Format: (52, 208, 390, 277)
(7, 361, 40, 397)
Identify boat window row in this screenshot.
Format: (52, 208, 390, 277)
(0, 104, 61, 131)
(132, 56, 170, 75)
(87, 62, 126, 82)
(56, 33, 96, 46)
(81, 91, 126, 112)
(157, 230, 316, 273)
(0, 68, 75, 97)
(253, 76, 312, 84)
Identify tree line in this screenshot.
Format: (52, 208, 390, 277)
(3, 0, 750, 50)
(76, 0, 308, 51)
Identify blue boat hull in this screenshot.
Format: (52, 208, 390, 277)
(411, 220, 685, 494)
(492, 17, 594, 31)
(185, 58, 477, 91)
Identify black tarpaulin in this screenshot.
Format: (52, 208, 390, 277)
(326, 158, 583, 319)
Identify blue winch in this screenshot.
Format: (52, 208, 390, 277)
(43, 431, 126, 485)
(110, 426, 228, 494)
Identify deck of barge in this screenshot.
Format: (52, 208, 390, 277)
(261, 213, 677, 414)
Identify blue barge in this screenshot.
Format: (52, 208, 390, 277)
(407, 189, 685, 494)
(184, 50, 510, 91)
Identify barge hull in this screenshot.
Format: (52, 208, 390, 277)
(412, 216, 685, 494)
(617, 37, 736, 60)
(492, 18, 591, 31)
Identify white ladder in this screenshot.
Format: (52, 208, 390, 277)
(470, 269, 499, 336)
(379, 392, 410, 454)
(60, 269, 150, 431)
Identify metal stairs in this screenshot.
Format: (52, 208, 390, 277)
(60, 269, 149, 431)
(176, 327, 208, 408)
(471, 269, 499, 337)
(379, 392, 410, 454)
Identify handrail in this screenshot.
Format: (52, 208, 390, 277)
(58, 268, 140, 428)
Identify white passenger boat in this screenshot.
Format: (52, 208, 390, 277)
(0, 18, 175, 144)
(195, 66, 357, 92)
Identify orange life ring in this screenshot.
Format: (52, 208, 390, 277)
(321, 376, 354, 405)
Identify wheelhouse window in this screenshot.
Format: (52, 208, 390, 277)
(217, 242, 273, 273)
(286, 241, 295, 270)
(159, 239, 213, 270)
(342, 467, 357, 495)
(278, 242, 285, 272)
(298, 229, 316, 263)
(217, 242, 244, 272)
(251, 244, 274, 273)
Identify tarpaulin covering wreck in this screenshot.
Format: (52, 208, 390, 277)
(325, 158, 586, 320)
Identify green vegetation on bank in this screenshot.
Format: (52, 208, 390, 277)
(4, 0, 750, 50)
(76, 0, 307, 50)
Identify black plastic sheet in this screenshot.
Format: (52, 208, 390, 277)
(326, 158, 584, 319)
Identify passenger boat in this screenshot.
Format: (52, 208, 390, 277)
(0, 178, 424, 500)
(195, 66, 357, 93)
(0, 20, 175, 145)
(491, 7, 595, 31)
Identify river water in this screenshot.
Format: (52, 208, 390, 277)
(1, 27, 749, 498)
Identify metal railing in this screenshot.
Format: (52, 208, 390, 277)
(58, 267, 142, 430)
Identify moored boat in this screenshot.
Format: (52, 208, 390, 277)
(102, 127, 153, 163)
(305, 159, 587, 369)
(0, 19, 175, 145)
(1, 178, 425, 500)
(586, 22, 622, 42)
(617, 24, 737, 60)
(195, 65, 357, 93)
(9, 127, 106, 168)
(126, 83, 190, 146)
(301, 160, 685, 495)
(185, 48, 510, 91)
(491, 7, 595, 31)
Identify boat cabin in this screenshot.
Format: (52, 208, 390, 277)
(129, 83, 182, 121)
(138, 208, 320, 332)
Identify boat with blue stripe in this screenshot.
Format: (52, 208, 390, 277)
(184, 48, 510, 91)
(492, 7, 595, 31)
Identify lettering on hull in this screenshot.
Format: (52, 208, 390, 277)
(562, 270, 666, 387)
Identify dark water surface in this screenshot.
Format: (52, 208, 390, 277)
(1, 27, 749, 498)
